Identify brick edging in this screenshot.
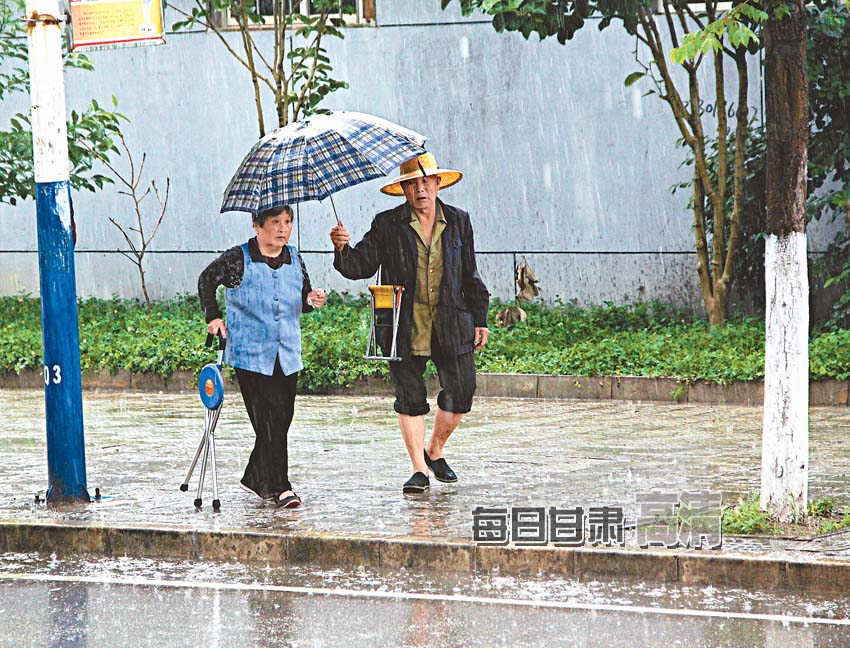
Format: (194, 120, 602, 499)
(1, 369, 847, 405)
(475, 374, 848, 406)
(0, 520, 846, 595)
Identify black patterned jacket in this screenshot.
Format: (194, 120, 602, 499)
(333, 200, 490, 359)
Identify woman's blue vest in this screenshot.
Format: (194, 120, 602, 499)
(225, 243, 303, 376)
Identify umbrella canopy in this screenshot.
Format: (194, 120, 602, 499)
(220, 111, 428, 216)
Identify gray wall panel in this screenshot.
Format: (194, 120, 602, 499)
(1, 0, 839, 309)
(0, 253, 39, 295)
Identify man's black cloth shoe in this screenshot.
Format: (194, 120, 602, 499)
(402, 472, 430, 494)
(424, 451, 458, 483)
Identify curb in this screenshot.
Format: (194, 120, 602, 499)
(474, 374, 850, 406)
(1, 520, 848, 595)
(2, 369, 848, 406)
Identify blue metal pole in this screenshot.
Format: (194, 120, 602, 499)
(36, 183, 89, 502)
(27, 0, 89, 503)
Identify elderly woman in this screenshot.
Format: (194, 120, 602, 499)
(198, 205, 326, 508)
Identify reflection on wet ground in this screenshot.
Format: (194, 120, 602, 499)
(3, 389, 850, 557)
(2, 552, 850, 648)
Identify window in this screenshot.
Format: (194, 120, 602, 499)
(226, 0, 375, 28)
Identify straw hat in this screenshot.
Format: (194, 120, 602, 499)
(380, 153, 462, 196)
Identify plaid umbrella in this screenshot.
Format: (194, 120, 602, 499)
(220, 111, 428, 219)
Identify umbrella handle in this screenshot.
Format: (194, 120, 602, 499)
(329, 194, 341, 226)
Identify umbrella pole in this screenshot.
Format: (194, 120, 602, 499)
(329, 194, 341, 226)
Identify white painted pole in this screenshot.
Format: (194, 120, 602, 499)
(761, 232, 808, 522)
(27, 0, 69, 184)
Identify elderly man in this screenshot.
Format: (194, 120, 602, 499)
(330, 153, 490, 494)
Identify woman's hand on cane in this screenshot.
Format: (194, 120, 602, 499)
(207, 318, 227, 338)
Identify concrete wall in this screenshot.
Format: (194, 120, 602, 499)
(0, 0, 838, 307)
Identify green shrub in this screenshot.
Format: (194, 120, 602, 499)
(722, 495, 777, 535)
(477, 302, 765, 384)
(808, 497, 835, 518)
(723, 494, 850, 537)
(3, 294, 850, 390)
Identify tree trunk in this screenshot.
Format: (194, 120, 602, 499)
(707, 285, 727, 327)
(641, 9, 747, 328)
(137, 260, 151, 311)
(760, 0, 809, 523)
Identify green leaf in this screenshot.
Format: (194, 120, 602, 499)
(624, 71, 645, 87)
(774, 3, 791, 20)
(702, 34, 723, 54)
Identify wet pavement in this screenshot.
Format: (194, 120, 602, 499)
(2, 552, 850, 647)
(5, 388, 850, 645)
(3, 388, 850, 559)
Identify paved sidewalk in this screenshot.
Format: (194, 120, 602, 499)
(3, 389, 850, 590)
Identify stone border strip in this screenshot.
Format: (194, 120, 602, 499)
(1, 369, 848, 406)
(479, 374, 849, 406)
(1, 520, 848, 595)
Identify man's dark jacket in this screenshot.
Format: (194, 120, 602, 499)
(334, 200, 490, 359)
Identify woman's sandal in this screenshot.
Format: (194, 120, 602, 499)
(276, 493, 301, 509)
(239, 482, 276, 501)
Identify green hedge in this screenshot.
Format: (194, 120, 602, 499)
(2, 293, 849, 392)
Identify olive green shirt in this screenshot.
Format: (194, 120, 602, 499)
(409, 204, 446, 356)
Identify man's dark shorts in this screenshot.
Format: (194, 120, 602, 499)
(389, 334, 476, 416)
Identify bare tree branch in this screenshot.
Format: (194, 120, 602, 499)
(147, 178, 171, 245)
(662, 0, 681, 49)
(692, 169, 715, 304)
(712, 47, 729, 287)
(108, 216, 141, 256)
(638, 8, 696, 148)
(721, 49, 751, 285)
(87, 133, 170, 309)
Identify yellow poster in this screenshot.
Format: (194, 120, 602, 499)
(70, 0, 165, 51)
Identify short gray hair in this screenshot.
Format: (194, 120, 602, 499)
(253, 205, 293, 227)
